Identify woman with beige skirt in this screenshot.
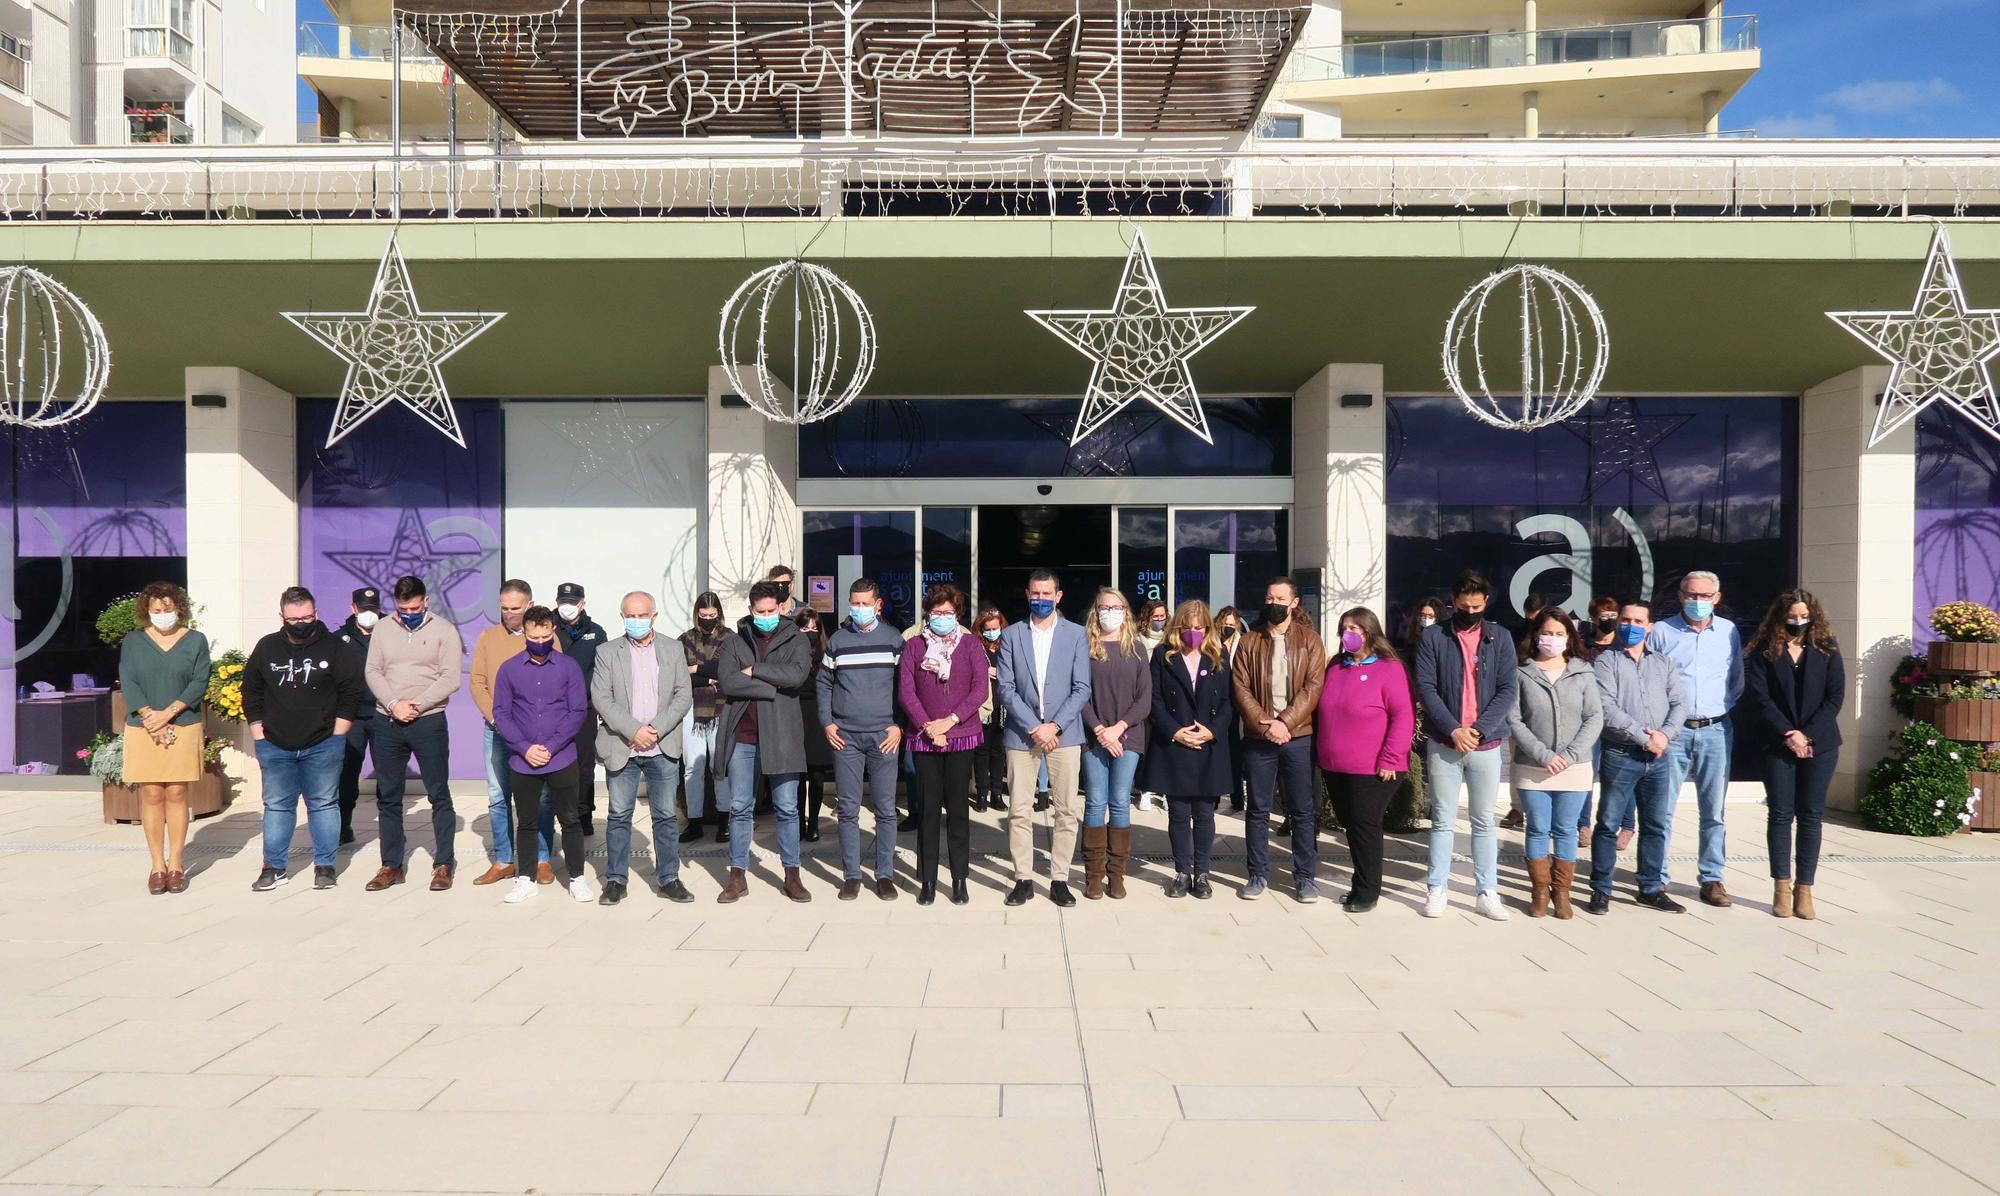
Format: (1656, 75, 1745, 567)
(118, 582, 212, 894)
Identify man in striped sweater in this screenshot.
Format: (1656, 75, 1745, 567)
(817, 578, 906, 900)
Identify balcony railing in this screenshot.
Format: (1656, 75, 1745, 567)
(1287, 14, 1758, 83)
(126, 110, 193, 144)
(297, 22, 439, 65)
(0, 45, 25, 94)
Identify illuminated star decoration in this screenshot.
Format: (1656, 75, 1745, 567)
(1024, 408, 1163, 477)
(1026, 231, 1252, 445)
(1828, 225, 2000, 448)
(552, 415, 674, 499)
(1564, 398, 1691, 502)
(284, 236, 504, 450)
(595, 81, 661, 135)
(327, 509, 496, 603)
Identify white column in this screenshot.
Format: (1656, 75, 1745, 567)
(1702, 90, 1723, 136)
(1292, 363, 1386, 631)
(705, 365, 801, 615)
(1799, 365, 1909, 810)
(184, 367, 298, 663)
(1523, 89, 1540, 139)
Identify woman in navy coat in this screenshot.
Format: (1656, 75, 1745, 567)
(1149, 599, 1235, 899)
(1741, 588, 1845, 922)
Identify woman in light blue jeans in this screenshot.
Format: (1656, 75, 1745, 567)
(1078, 588, 1151, 899)
(1507, 609, 1604, 919)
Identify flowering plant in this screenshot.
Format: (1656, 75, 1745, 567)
(1931, 601, 2000, 644)
(1862, 722, 1977, 836)
(78, 733, 123, 785)
(205, 651, 247, 722)
(1889, 654, 1930, 718)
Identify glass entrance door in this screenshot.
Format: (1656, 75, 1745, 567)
(977, 505, 1112, 624)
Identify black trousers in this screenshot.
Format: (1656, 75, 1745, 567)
(1327, 770, 1399, 901)
(513, 760, 583, 882)
(338, 716, 375, 837)
(372, 713, 455, 870)
(971, 723, 1008, 798)
(1762, 746, 1839, 885)
(572, 728, 597, 820)
(914, 749, 973, 886)
(1166, 795, 1218, 876)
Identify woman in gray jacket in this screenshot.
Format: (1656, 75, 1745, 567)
(1507, 609, 1603, 919)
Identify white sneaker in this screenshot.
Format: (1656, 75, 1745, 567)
(568, 876, 595, 904)
(1475, 890, 1511, 921)
(503, 875, 536, 904)
(1423, 885, 1449, 918)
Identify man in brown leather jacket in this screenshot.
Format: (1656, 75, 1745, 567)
(1231, 577, 1328, 902)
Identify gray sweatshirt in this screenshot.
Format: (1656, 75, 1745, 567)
(815, 617, 905, 734)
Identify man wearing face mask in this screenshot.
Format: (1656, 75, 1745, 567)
(716, 581, 817, 902)
(553, 582, 606, 837)
(245, 587, 368, 892)
(594, 592, 694, 905)
(1645, 570, 1743, 907)
(1589, 599, 1689, 915)
(1230, 577, 1328, 903)
(677, 593, 730, 843)
(334, 587, 382, 846)
(363, 575, 464, 892)
(493, 606, 593, 906)
(469, 580, 536, 886)
(996, 569, 1094, 906)
(818, 578, 907, 900)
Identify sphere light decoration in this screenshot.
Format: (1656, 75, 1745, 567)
(0, 266, 111, 429)
(719, 259, 877, 425)
(1442, 263, 1608, 431)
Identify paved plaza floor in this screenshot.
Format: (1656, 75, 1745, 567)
(4, 789, 2000, 1195)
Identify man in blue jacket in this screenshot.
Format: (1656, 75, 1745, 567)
(997, 569, 1093, 907)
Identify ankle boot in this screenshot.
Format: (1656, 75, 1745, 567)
(1772, 878, 1793, 918)
(783, 866, 812, 903)
(1526, 857, 1552, 918)
(1792, 882, 1815, 920)
(1550, 859, 1576, 919)
(1105, 826, 1131, 899)
(1081, 825, 1107, 900)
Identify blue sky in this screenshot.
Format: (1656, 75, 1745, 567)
(1728, 0, 2000, 137)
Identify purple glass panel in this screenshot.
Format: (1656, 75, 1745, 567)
(298, 398, 504, 779)
(1915, 407, 2000, 645)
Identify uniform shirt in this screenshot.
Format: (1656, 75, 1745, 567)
(1647, 613, 1743, 720)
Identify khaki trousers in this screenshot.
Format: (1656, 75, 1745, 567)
(1006, 744, 1081, 883)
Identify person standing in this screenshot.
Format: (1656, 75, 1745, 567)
(245, 587, 367, 892)
(1576, 594, 1632, 845)
(119, 582, 211, 895)
(493, 605, 592, 905)
(1132, 599, 1169, 813)
(1646, 570, 1743, 907)
(1079, 588, 1150, 900)
(593, 591, 694, 905)
(334, 586, 381, 846)
(715, 581, 816, 903)
(795, 604, 833, 844)
(363, 574, 463, 892)
(469, 579, 534, 885)
(1402, 598, 1449, 654)
(1413, 571, 1519, 920)
(1215, 606, 1247, 813)
(1231, 576, 1328, 903)
(996, 569, 1093, 907)
(554, 582, 607, 837)
(1149, 601, 1232, 899)
(820, 578, 906, 901)
(898, 585, 988, 905)
(1315, 607, 1413, 914)
(677, 592, 729, 844)
(1507, 609, 1603, 919)
(971, 607, 1010, 812)
(1742, 589, 1844, 920)
(1588, 599, 1689, 916)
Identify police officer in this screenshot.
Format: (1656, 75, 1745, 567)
(554, 582, 607, 836)
(334, 586, 381, 845)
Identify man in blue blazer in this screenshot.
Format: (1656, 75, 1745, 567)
(997, 569, 1094, 907)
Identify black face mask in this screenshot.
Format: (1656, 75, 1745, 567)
(1262, 602, 1290, 628)
(283, 621, 318, 643)
(1221, 626, 1237, 641)
(697, 616, 720, 632)
(1451, 609, 1482, 632)
(1594, 616, 1618, 633)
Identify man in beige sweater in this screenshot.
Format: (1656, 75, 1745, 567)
(363, 574, 466, 892)
(469, 579, 534, 884)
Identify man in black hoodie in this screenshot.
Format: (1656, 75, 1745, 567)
(245, 586, 368, 892)
(334, 587, 381, 845)
(553, 581, 607, 836)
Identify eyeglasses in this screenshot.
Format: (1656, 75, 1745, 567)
(1681, 590, 1718, 601)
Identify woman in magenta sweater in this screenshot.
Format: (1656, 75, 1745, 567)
(897, 583, 989, 906)
(1314, 607, 1414, 914)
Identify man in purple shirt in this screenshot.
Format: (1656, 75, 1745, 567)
(492, 606, 591, 906)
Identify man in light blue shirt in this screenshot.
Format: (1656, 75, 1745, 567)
(1646, 569, 1742, 908)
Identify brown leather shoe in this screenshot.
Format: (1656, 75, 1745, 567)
(429, 864, 453, 891)
(874, 876, 897, 901)
(166, 869, 188, 894)
(1772, 878, 1794, 918)
(473, 863, 515, 886)
(783, 866, 812, 903)
(838, 879, 862, 901)
(536, 861, 555, 885)
(1793, 883, 1816, 920)
(1699, 881, 1732, 908)
(716, 867, 747, 904)
(147, 870, 168, 895)
(1550, 859, 1576, 920)
(365, 866, 405, 891)
(1500, 808, 1526, 831)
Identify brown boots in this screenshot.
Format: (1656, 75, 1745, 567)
(717, 867, 747, 904)
(1793, 883, 1815, 920)
(1550, 859, 1575, 919)
(784, 866, 812, 903)
(1082, 826, 1108, 899)
(1105, 827, 1131, 900)
(1527, 857, 1552, 917)
(1772, 878, 1793, 918)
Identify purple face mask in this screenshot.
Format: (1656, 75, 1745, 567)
(1340, 629, 1365, 655)
(1180, 629, 1206, 652)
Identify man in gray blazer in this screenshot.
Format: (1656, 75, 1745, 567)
(996, 569, 1094, 907)
(592, 590, 694, 905)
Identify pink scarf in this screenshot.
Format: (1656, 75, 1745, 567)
(920, 626, 962, 682)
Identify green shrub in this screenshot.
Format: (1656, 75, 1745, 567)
(1862, 722, 1977, 836)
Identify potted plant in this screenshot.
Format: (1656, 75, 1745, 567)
(1929, 601, 2000, 675)
(85, 730, 233, 824)
(1968, 747, 2000, 832)
(1913, 677, 2000, 743)
(1862, 723, 1979, 836)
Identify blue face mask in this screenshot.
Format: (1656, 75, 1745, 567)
(928, 613, 959, 636)
(1682, 599, 1714, 622)
(981, 628, 1002, 642)
(752, 613, 782, 635)
(850, 604, 878, 627)
(1616, 623, 1647, 648)
(623, 617, 653, 640)
(398, 610, 425, 630)
(1027, 598, 1056, 620)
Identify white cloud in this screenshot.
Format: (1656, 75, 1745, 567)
(1824, 78, 1965, 115)
(1756, 112, 1840, 138)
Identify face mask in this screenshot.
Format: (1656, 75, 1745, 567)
(981, 628, 1002, 642)
(1419, 615, 1436, 629)
(1221, 626, 1237, 640)
(1340, 629, 1365, 655)
(284, 620, 317, 643)
(1595, 616, 1618, 633)
(149, 611, 179, 632)
(1451, 609, 1482, 632)
(398, 610, 426, 631)
(1028, 599, 1056, 620)
(556, 603, 580, 623)
(850, 604, 878, 627)
(697, 615, 719, 632)
(1262, 602, 1290, 628)
(1786, 618, 1811, 634)
(624, 617, 654, 640)
(355, 610, 379, 631)
(1180, 629, 1206, 652)
(1150, 618, 1167, 633)
(1616, 623, 1647, 648)
(525, 638, 555, 659)
(1682, 599, 1714, 622)
(927, 613, 959, 636)
(1536, 634, 1567, 659)
(1098, 608, 1126, 632)
(752, 614, 782, 635)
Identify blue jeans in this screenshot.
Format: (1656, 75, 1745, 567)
(681, 712, 720, 819)
(1575, 738, 1636, 835)
(1591, 743, 1680, 897)
(834, 732, 900, 881)
(256, 735, 346, 870)
(483, 723, 515, 866)
(1519, 789, 1588, 862)
(605, 752, 681, 887)
(1079, 744, 1140, 829)
(1245, 735, 1319, 881)
(728, 741, 801, 870)
(1671, 721, 1732, 885)
(1426, 743, 1502, 892)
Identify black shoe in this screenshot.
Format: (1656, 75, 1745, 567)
(338, 827, 356, 846)
(1049, 881, 1076, 907)
(1585, 891, 1612, 916)
(1272, 819, 1291, 836)
(1033, 792, 1050, 812)
(1636, 890, 1686, 914)
(950, 879, 969, 905)
(313, 865, 337, 890)
(918, 883, 937, 905)
(1004, 879, 1034, 906)
(897, 814, 919, 834)
(1229, 801, 1245, 813)
(580, 818, 595, 837)
(988, 793, 1007, 811)
(679, 824, 704, 844)
(1189, 875, 1213, 900)
(715, 821, 731, 843)
(251, 867, 287, 892)
(599, 881, 627, 906)
(802, 820, 820, 843)
(1341, 892, 1377, 913)
(1165, 874, 1188, 898)
(659, 879, 694, 903)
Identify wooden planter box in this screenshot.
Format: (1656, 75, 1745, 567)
(101, 769, 232, 824)
(1930, 641, 2000, 676)
(1967, 772, 2000, 832)
(1915, 696, 2000, 743)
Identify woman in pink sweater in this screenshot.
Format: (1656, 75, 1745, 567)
(897, 584, 990, 907)
(1313, 607, 1414, 914)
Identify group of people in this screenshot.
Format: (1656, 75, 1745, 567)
(118, 561, 1845, 920)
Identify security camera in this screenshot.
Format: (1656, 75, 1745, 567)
(1036, 483, 1052, 496)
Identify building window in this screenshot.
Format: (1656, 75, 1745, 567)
(125, 99, 192, 144)
(221, 108, 262, 144)
(1256, 114, 1303, 139)
(128, 0, 196, 68)
(1917, 407, 2000, 642)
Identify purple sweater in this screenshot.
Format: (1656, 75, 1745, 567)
(1314, 655, 1415, 776)
(897, 635, 989, 752)
(492, 651, 588, 775)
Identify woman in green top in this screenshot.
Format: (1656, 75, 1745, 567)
(117, 582, 211, 894)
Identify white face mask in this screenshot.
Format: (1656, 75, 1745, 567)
(149, 611, 179, 632)
(355, 610, 379, 631)
(1419, 615, 1436, 629)
(556, 603, 580, 623)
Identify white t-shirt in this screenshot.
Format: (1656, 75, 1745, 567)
(1030, 619, 1056, 720)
